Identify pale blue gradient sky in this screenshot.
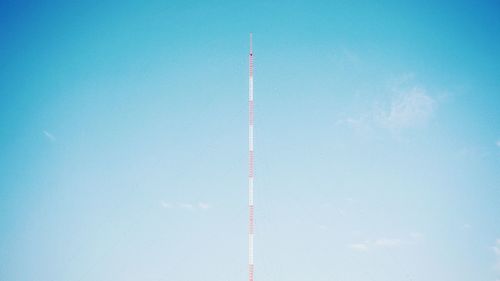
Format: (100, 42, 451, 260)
(0, 1, 499, 281)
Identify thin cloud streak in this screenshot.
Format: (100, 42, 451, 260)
(348, 233, 423, 252)
(43, 130, 56, 142)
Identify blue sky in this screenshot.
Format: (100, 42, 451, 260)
(0, 1, 499, 280)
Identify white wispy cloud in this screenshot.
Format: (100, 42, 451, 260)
(349, 242, 369, 252)
(197, 202, 211, 210)
(43, 130, 56, 142)
(496, 140, 500, 148)
(338, 76, 438, 134)
(179, 203, 194, 210)
(375, 87, 436, 130)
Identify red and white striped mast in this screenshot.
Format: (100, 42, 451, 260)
(248, 33, 255, 281)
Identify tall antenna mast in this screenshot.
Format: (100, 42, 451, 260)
(248, 32, 255, 281)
